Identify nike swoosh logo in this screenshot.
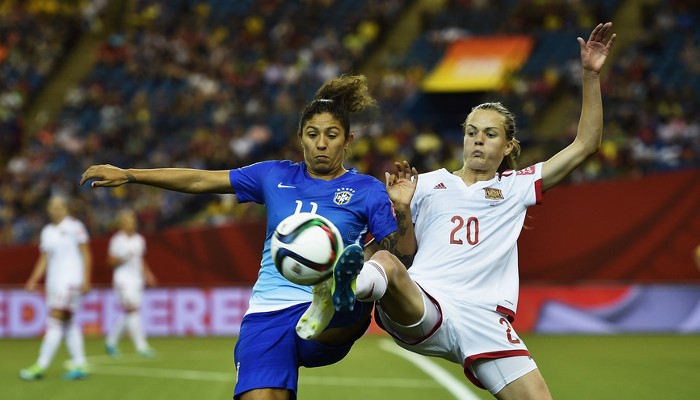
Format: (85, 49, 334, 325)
(277, 182, 296, 189)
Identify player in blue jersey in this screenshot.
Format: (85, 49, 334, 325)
(80, 74, 415, 400)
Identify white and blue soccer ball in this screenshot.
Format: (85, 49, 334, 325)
(271, 212, 344, 286)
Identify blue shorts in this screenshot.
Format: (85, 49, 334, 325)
(233, 301, 371, 399)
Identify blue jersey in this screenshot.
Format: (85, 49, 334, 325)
(229, 160, 397, 314)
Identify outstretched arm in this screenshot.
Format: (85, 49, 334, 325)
(80, 164, 233, 194)
(542, 22, 617, 191)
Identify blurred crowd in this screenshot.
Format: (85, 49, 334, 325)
(583, 0, 700, 181)
(1, 0, 698, 245)
(0, 0, 84, 164)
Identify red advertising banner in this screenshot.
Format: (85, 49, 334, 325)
(0, 221, 266, 286)
(518, 168, 700, 283)
(0, 169, 698, 286)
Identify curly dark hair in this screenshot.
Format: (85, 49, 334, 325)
(297, 74, 377, 138)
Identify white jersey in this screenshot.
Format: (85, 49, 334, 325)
(408, 163, 543, 318)
(108, 230, 147, 287)
(39, 216, 89, 289)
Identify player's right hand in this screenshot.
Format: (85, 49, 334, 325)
(385, 160, 418, 207)
(80, 164, 129, 187)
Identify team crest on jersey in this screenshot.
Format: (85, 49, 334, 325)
(517, 166, 535, 175)
(484, 187, 504, 200)
(333, 187, 355, 205)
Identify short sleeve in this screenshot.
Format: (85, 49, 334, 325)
(365, 180, 397, 243)
(229, 161, 277, 204)
(74, 220, 89, 244)
(515, 162, 544, 207)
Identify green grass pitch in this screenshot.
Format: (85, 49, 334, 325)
(1, 334, 698, 399)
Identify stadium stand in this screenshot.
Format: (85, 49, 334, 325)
(0, 0, 698, 246)
(0, 0, 84, 163)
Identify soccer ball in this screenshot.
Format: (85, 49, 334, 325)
(271, 213, 344, 286)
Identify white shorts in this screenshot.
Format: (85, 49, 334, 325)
(46, 285, 82, 312)
(114, 281, 144, 309)
(375, 285, 536, 393)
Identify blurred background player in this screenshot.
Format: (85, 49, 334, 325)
(104, 208, 157, 358)
(19, 195, 92, 381)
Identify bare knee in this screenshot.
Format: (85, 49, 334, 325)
(370, 250, 404, 285)
(369, 251, 424, 324)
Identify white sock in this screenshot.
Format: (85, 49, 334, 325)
(37, 317, 65, 369)
(106, 314, 126, 346)
(66, 320, 86, 367)
(355, 260, 388, 302)
(126, 311, 149, 352)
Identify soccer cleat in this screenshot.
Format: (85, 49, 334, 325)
(63, 366, 88, 381)
(19, 364, 44, 381)
(105, 342, 121, 358)
(331, 244, 364, 313)
(139, 347, 157, 358)
(295, 278, 334, 340)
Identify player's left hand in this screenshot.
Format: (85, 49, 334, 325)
(578, 22, 616, 73)
(385, 160, 418, 207)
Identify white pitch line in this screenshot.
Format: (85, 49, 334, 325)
(379, 339, 480, 400)
(85, 354, 157, 364)
(92, 364, 439, 388)
(94, 365, 231, 382)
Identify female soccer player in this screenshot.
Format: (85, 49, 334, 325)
(80, 74, 414, 400)
(333, 23, 617, 399)
(20, 195, 92, 381)
(104, 208, 158, 358)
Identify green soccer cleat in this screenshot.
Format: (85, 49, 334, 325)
(331, 244, 364, 313)
(19, 364, 44, 381)
(295, 278, 334, 340)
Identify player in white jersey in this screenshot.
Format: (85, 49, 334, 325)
(105, 208, 157, 358)
(20, 196, 93, 381)
(331, 23, 617, 399)
(80, 75, 415, 400)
